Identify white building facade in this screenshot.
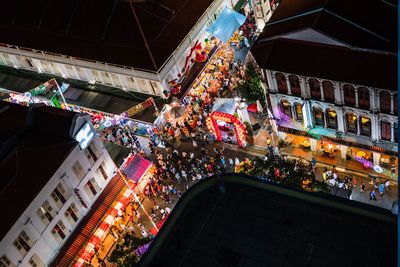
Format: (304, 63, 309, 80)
(263, 69, 398, 166)
(0, 0, 234, 98)
(0, 117, 115, 267)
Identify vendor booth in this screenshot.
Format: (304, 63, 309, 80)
(206, 111, 247, 147)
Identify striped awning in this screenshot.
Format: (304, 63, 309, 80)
(206, 7, 247, 43)
(123, 154, 152, 182)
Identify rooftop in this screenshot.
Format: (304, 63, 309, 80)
(258, 0, 397, 52)
(251, 38, 397, 90)
(0, 0, 214, 72)
(139, 174, 396, 267)
(0, 101, 78, 241)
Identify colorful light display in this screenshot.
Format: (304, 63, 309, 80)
(206, 111, 247, 147)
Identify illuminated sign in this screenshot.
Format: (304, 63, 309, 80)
(373, 165, 383, 173)
(75, 122, 95, 150)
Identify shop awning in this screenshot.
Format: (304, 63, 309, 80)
(123, 154, 152, 182)
(206, 7, 247, 43)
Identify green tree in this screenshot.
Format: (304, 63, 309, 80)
(109, 234, 152, 267)
(239, 63, 265, 103)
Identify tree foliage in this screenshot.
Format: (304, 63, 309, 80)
(109, 234, 152, 267)
(239, 63, 265, 103)
(238, 155, 329, 193)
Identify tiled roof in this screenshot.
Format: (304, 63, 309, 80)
(0, 0, 214, 71)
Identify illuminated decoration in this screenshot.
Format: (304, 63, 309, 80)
(183, 40, 202, 74)
(122, 97, 155, 117)
(206, 111, 247, 147)
(29, 78, 58, 96)
(373, 165, 383, 173)
(75, 122, 95, 150)
(134, 242, 152, 256)
(354, 155, 374, 168)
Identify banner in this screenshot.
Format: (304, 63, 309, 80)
(123, 98, 155, 117)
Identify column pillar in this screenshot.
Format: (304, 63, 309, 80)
(320, 82, 325, 101)
(376, 91, 381, 112)
(336, 108, 345, 132)
(57, 63, 68, 78)
(391, 123, 395, 142)
(265, 69, 274, 89)
(286, 76, 292, 95)
(323, 109, 327, 128)
(72, 66, 81, 80)
(271, 72, 279, 93)
(369, 90, 375, 111)
(356, 116, 361, 135)
(371, 114, 379, 140)
(340, 85, 345, 105)
(390, 94, 394, 114)
(310, 138, 318, 152)
(373, 152, 381, 166)
(354, 88, 359, 108)
(84, 68, 95, 82)
(333, 81, 341, 104)
(340, 145, 347, 159)
(269, 94, 281, 120)
(300, 76, 307, 98)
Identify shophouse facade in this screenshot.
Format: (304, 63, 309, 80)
(251, 0, 397, 172)
(0, 103, 115, 266)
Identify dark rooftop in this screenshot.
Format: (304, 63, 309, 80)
(0, 101, 78, 241)
(251, 38, 397, 90)
(258, 0, 397, 52)
(139, 174, 397, 267)
(0, 0, 214, 72)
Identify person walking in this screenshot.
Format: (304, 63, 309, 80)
(360, 182, 365, 192)
(369, 189, 377, 201)
(379, 183, 385, 197)
(311, 157, 316, 173)
(384, 179, 392, 190)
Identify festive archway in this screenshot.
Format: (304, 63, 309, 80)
(206, 111, 247, 147)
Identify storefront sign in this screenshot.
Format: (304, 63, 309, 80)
(354, 155, 374, 168)
(134, 242, 152, 256)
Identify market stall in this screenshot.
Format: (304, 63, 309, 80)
(206, 111, 247, 147)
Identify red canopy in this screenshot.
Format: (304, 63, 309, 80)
(247, 103, 258, 113)
(149, 214, 169, 236)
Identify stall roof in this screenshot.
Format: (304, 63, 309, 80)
(206, 7, 246, 43)
(123, 154, 152, 182)
(212, 98, 237, 115)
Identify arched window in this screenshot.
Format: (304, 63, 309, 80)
(343, 84, 356, 106)
(280, 100, 292, 119)
(326, 108, 337, 129)
(394, 93, 397, 114)
(358, 87, 370, 109)
(360, 116, 371, 137)
(309, 79, 321, 100)
(276, 73, 288, 94)
(289, 75, 301, 96)
(345, 113, 357, 134)
(379, 91, 391, 113)
(322, 81, 335, 102)
(313, 107, 324, 127)
(380, 121, 391, 141)
(294, 103, 303, 122)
